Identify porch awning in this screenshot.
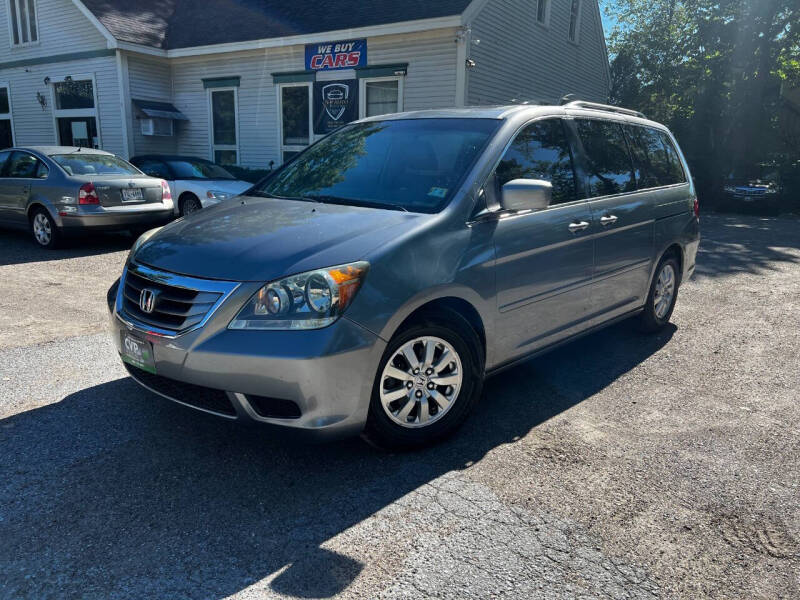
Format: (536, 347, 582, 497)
(132, 99, 189, 121)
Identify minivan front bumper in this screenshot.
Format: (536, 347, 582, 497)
(107, 271, 387, 440)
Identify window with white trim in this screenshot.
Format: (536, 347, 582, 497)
(0, 85, 14, 148)
(278, 83, 312, 164)
(209, 87, 239, 165)
(8, 0, 38, 46)
(568, 0, 582, 43)
(535, 0, 550, 26)
(359, 77, 404, 119)
(50, 77, 100, 148)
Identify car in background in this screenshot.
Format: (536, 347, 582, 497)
(0, 147, 173, 248)
(722, 171, 783, 214)
(130, 155, 251, 217)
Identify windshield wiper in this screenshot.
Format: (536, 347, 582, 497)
(304, 195, 409, 212)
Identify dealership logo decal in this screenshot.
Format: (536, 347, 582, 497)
(139, 288, 158, 314)
(322, 84, 350, 121)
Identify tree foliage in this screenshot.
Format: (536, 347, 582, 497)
(604, 0, 800, 197)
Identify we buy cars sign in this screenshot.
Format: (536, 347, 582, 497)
(305, 39, 367, 71)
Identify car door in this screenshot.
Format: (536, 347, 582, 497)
(489, 118, 595, 364)
(0, 151, 38, 226)
(0, 150, 14, 223)
(572, 118, 655, 322)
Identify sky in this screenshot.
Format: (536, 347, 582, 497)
(599, 1, 618, 37)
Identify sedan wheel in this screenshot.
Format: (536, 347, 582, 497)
(181, 196, 202, 216)
(30, 209, 60, 249)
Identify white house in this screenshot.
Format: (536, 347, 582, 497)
(0, 0, 610, 168)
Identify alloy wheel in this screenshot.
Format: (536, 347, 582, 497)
(653, 263, 676, 319)
(32, 213, 52, 246)
(379, 336, 463, 428)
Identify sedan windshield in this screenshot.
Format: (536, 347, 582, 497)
(253, 118, 500, 213)
(52, 154, 141, 176)
(167, 160, 235, 180)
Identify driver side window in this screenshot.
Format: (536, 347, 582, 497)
(137, 159, 171, 180)
(495, 119, 579, 205)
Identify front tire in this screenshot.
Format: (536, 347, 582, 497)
(179, 194, 202, 217)
(30, 208, 60, 249)
(639, 255, 680, 332)
(363, 311, 484, 450)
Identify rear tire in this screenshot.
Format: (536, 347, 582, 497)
(363, 311, 484, 450)
(639, 254, 680, 333)
(180, 194, 202, 217)
(30, 208, 61, 249)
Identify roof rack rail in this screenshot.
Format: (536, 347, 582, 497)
(563, 100, 646, 119)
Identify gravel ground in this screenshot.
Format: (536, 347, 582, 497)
(0, 214, 798, 599)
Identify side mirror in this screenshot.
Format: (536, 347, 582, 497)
(501, 179, 552, 212)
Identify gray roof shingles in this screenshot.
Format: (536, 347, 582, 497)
(81, 0, 472, 50)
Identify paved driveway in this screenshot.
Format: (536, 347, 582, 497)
(1, 215, 799, 599)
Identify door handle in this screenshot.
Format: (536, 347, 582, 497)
(568, 221, 590, 233)
(600, 215, 619, 226)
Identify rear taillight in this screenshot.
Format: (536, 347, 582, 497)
(693, 197, 700, 219)
(160, 179, 172, 202)
(79, 182, 99, 205)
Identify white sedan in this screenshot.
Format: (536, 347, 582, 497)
(130, 155, 252, 217)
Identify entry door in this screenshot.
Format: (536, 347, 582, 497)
(573, 119, 655, 320)
(278, 83, 312, 164)
(490, 118, 595, 363)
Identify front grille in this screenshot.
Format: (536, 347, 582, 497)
(246, 395, 302, 419)
(121, 268, 224, 333)
(124, 363, 237, 417)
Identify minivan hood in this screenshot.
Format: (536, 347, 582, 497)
(133, 196, 428, 282)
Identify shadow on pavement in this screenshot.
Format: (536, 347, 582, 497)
(0, 320, 675, 598)
(696, 214, 800, 279)
(0, 227, 134, 266)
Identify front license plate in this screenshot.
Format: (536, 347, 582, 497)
(120, 331, 156, 374)
(122, 188, 144, 202)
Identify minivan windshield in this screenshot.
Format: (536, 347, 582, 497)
(167, 159, 236, 180)
(52, 153, 140, 176)
(252, 118, 501, 213)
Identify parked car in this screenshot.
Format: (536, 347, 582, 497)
(722, 173, 782, 214)
(0, 147, 173, 248)
(108, 102, 700, 449)
(130, 155, 251, 217)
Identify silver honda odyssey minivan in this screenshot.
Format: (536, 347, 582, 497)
(109, 101, 700, 448)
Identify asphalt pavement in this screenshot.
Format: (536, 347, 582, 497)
(0, 214, 798, 599)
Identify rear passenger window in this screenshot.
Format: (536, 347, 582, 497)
(6, 152, 39, 178)
(659, 132, 686, 184)
(624, 126, 685, 188)
(576, 119, 636, 197)
(495, 118, 578, 205)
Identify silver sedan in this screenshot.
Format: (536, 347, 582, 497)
(0, 146, 174, 248)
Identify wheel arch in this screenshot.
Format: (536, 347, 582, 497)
(378, 289, 490, 368)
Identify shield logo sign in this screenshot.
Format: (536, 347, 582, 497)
(322, 83, 349, 121)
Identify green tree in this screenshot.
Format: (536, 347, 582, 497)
(604, 0, 800, 200)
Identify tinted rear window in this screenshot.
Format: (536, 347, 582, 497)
(495, 118, 579, 205)
(623, 126, 686, 188)
(575, 119, 636, 197)
(52, 154, 140, 176)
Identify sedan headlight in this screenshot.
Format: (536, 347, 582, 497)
(229, 262, 369, 330)
(206, 190, 233, 202)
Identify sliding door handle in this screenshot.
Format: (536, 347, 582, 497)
(600, 215, 619, 226)
(568, 221, 590, 233)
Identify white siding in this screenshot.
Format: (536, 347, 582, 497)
(4, 54, 125, 155)
(0, 0, 108, 62)
(169, 28, 459, 169)
(467, 0, 609, 105)
(127, 53, 177, 155)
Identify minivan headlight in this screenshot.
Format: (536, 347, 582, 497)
(229, 262, 369, 330)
